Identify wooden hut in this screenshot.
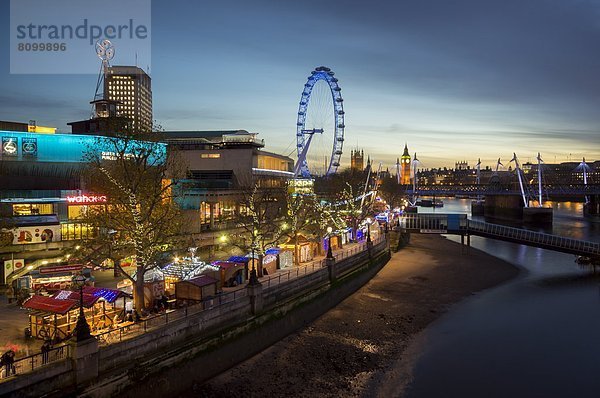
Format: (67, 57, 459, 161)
(174, 275, 218, 304)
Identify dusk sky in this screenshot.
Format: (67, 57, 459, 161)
(2, 0, 600, 170)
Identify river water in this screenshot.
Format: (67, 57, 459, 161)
(405, 199, 600, 398)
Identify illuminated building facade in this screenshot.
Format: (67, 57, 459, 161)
(0, 130, 165, 280)
(165, 130, 294, 231)
(350, 149, 364, 172)
(105, 66, 153, 132)
(400, 143, 411, 185)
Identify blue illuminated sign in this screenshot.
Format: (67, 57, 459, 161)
(0, 131, 166, 163)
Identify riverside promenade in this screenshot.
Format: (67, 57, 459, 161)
(0, 234, 389, 397)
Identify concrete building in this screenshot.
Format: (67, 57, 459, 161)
(165, 130, 294, 231)
(0, 128, 294, 284)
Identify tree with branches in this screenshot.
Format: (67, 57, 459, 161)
(229, 184, 287, 261)
(79, 131, 185, 310)
(282, 193, 323, 265)
(378, 175, 408, 210)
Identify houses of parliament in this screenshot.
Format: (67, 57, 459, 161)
(350, 144, 412, 185)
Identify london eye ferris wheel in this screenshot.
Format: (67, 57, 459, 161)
(294, 66, 345, 178)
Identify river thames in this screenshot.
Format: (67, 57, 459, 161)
(406, 199, 600, 397)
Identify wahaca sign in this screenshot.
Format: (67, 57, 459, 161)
(66, 194, 108, 205)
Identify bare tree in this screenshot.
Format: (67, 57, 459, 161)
(282, 193, 322, 264)
(378, 175, 408, 209)
(229, 184, 287, 256)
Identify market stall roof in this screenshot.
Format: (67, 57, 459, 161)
(228, 256, 250, 264)
(161, 261, 217, 280)
(282, 234, 311, 245)
(212, 261, 243, 270)
(52, 290, 99, 308)
(82, 286, 130, 303)
(22, 295, 77, 315)
(265, 248, 282, 255)
(180, 275, 219, 288)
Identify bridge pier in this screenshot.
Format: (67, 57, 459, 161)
(584, 195, 600, 219)
(471, 200, 485, 216)
(484, 194, 523, 223)
(523, 207, 553, 225)
(484, 194, 553, 226)
(460, 234, 471, 253)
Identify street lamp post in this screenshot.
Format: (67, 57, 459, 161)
(326, 226, 334, 259)
(366, 217, 372, 243)
(249, 241, 259, 285)
(71, 274, 92, 341)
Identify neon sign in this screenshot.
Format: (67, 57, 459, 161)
(66, 194, 108, 204)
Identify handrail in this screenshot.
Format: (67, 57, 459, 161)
(398, 214, 599, 257)
(0, 345, 69, 380)
(94, 236, 385, 346)
(467, 219, 600, 256)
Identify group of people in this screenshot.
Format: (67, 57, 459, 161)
(1, 341, 57, 378)
(0, 350, 16, 378)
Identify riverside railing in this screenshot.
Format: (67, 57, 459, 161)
(260, 236, 383, 289)
(95, 237, 381, 346)
(467, 220, 600, 256)
(0, 345, 69, 380)
(95, 286, 249, 346)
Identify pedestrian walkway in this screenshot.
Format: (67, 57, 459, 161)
(0, 233, 381, 358)
(0, 296, 42, 360)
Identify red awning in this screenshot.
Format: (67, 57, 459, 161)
(22, 295, 77, 315)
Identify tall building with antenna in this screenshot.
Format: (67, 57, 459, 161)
(105, 66, 153, 132)
(400, 143, 411, 184)
(69, 41, 153, 135)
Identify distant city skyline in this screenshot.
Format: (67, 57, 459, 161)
(2, 0, 600, 170)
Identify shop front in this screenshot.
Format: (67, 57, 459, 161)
(281, 235, 317, 264)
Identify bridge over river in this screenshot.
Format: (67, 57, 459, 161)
(398, 213, 600, 259)
(407, 183, 600, 197)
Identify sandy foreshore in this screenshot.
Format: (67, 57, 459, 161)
(185, 234, 520, 398)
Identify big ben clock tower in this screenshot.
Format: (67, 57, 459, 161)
(400, 143, 411, 185)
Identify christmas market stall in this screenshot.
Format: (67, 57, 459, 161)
(123, 268, 166, 308)
(22, 286, 130, 341)
(174, 275, 218, 305)
(211, 261, 246, 287)
(263, 247, 294, 271)
(227, 256, 250, 279)
(22, 295, 77, 341)
(280, 234, 318, 264)
(27, 264, 93, 294)
(160, 260, 220, 295)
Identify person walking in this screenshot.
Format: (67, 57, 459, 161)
(41, 340, 51, 365)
